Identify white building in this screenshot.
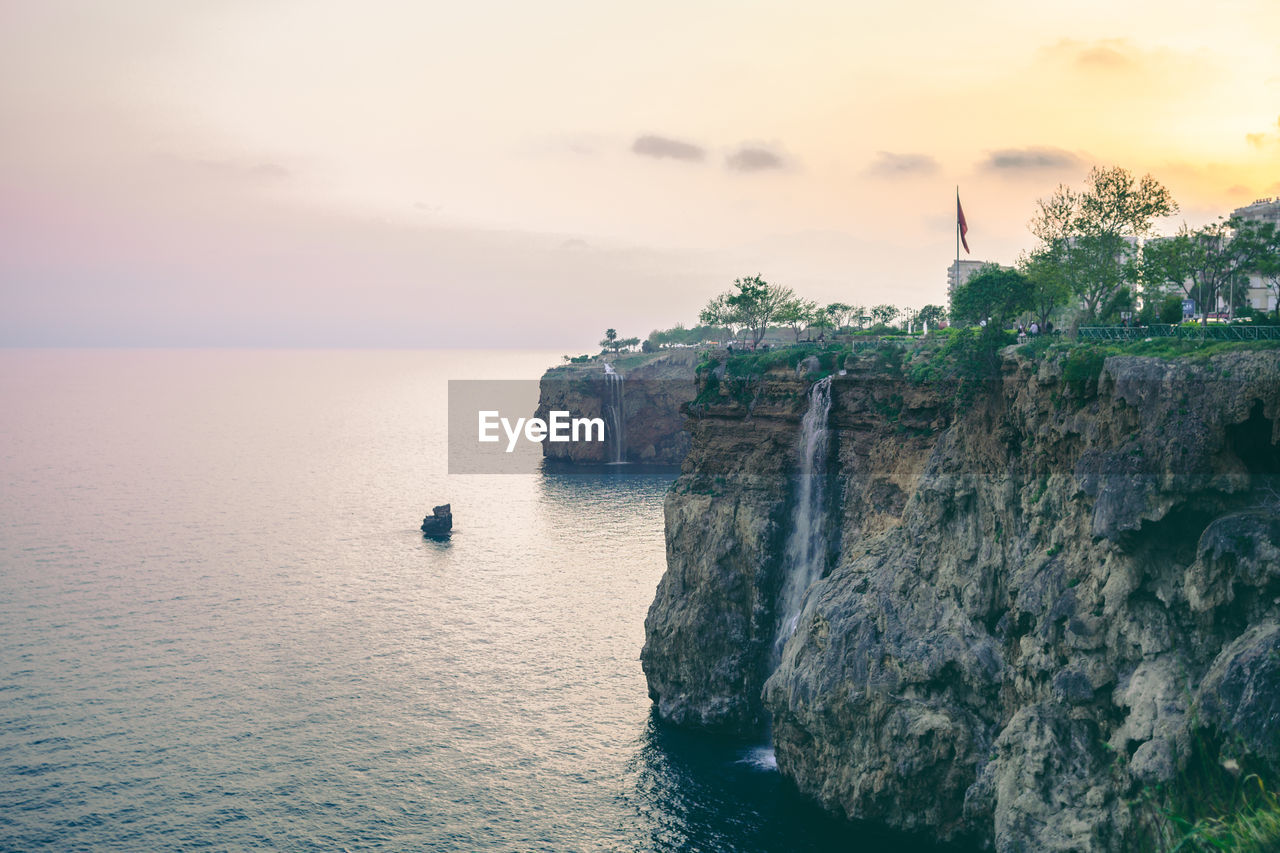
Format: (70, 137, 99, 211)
(1234, 197, 1280, 313)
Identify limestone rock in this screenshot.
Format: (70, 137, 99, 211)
(1195, 621, 1280, 772)
(643, 348, 1280, 849)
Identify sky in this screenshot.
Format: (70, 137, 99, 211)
(2, 0, 1278, 349)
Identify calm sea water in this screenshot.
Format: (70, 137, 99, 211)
(0, 349, 953, 852)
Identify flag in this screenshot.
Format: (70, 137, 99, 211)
(957, 193, 970, 254)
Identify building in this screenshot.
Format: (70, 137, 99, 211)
(1233, 197, 1280, 313)
(947, 259, 1004, 297)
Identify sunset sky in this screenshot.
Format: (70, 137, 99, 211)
(3, 0, 1278, 348)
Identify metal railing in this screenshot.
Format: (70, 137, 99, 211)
(1078, 325, 1280, 341)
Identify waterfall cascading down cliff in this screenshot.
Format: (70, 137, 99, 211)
(772, 375, 834, 666)
(603, 363, 625, 464)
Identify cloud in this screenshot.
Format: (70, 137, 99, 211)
(979, 146, 1081, 172)
(631, 134, 705, 162)
(1245, 115, 1280, 149)
(863, 151, 938, 178)
(726, 146, 785, 173)
(153, 153, 292, 182)
(1073, 40, 1136, 71)
(1039, 38, 1161, 75)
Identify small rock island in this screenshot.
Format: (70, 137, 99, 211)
(421, 504, 452, 539)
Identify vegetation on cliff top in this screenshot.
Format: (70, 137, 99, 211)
(642, 165, 1280, 361)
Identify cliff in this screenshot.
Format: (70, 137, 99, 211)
(641, 346, 1280, 850)
(535, 349, 697, 464)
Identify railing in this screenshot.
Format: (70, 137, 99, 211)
(1078, 325, 1280, 341)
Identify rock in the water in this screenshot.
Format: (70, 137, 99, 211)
(422, 504, 453, 538)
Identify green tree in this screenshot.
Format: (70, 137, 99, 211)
(1258, 226, 1280, 313)
(870, 304, 900, 326)
(1143, 218, 1276, 320)
(1019, 248, 1071, 330)
(1098, 286, 1136, 325)
(705, 275, 794, 348)
(824, 302, 854, 332)
(916, 304, 948, 329)
(950, 265, 1033, 329)
(1156, 293, 1185, 324)
(600, 328, 619, 353)
(699, 294, 745, 340)
(651, 323, 735, 347)
(809, 313, 835, 340)
(775, 297, 818, 342)
(1141, 233, 1198, 308)
(1030, 166, 1177, 322)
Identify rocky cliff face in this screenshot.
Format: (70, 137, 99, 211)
(536, 350, 696, 464)
(642, 347, 1280, 850)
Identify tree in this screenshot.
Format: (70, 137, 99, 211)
(1143, 218, 1276, 320)
(850, 305, 868, 329)
(1078, 166, 1177, 239)
(1019, 248, 1071, 330)
(1154, 293, 1185, 325)
(775, 297, 818, 342)
(1098, 286, 1135, 325)
(699, 294, 745, 340)
(917, 304, 948, 329)
(809, 313, 835, 340)
(1258, 226, 1280, 313)
(1140, 233, 1198, 308)
(870, 304, 900, 327)
(1029, 166, 1177, 322)
(824, 302, 854, 332)
(950, 265, 1033, 329)
(704, 275, 794, 348)
(600, 328, 619, 353)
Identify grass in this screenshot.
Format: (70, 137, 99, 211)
(707, 342, 852, 381)
(1029, 337, 1280, 365)
(687, 332, 1279, 416)
(1156, 774, 1280, 852)
(1132, 730, 1280, 852)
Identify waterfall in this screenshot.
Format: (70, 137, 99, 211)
(603, 363, 625, 464)
(772, 375, 834, 666)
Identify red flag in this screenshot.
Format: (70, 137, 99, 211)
(957, 194, 970, 254)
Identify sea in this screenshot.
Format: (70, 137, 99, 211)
(0, 349, 957, 852)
